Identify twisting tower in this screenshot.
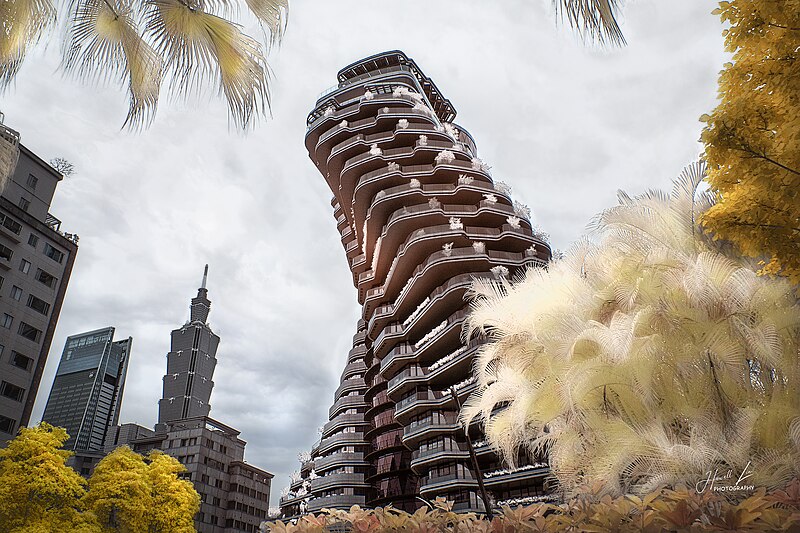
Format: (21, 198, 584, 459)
(289, 51, 552, 515)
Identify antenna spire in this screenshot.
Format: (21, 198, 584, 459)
(201, 264, 208, 289)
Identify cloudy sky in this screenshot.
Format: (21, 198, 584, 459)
(2, 0, 727, 507)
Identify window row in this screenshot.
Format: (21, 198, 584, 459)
(0, 240, 64, 266)
(0, 315, 43, 343)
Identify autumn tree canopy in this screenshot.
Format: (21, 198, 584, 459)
(701, 0, 800, 283)
(0, 424, 199, 533)
(0, 423, 91, 531)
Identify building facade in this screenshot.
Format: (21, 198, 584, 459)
(281, 51, 552, 516)
(105, 268, 272, 533)
(0, 119, 78, 447)
(41, 327, 132, 451)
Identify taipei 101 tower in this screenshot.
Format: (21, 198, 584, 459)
(156, 265, 220, 430)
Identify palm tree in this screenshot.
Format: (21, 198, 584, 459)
(462, 162, 800, 496)
(0, 0, 287, 129)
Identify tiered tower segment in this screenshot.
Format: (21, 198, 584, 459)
(301, 51, 551, 514)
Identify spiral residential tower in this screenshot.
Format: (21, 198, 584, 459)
(280, 51, 552, 516)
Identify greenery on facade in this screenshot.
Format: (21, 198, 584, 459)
(700, 0, 800, 283)
(0, 423, 199, 533)
(265, 481, 800, 532)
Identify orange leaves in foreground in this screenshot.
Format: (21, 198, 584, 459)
(266, 480, 800, 532)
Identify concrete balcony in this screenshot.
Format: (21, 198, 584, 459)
(328, 395, 367, 419)
(317, 432, 366, 456)
(310, 472, 368, 493)
(307, 494, 367, 513)
(419, 471, 478, 495)
(322, 413, 367, 437)
(313, 452, 366, 473)
(334, 377, 366, 399)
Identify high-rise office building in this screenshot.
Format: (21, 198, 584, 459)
(157, 265, 219, 429)
(105, 268, 272, 533)
(0, 117, 78, 447)
(41, 327, 132, 451)
(281, 51, 552, 516)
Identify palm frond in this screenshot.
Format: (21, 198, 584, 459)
(145, 0, 269, 129)
(0, 0, 56, 88)
(63, 0, 162, 128)
(242, 0, 286, 46)
(553, 0, 626, 46)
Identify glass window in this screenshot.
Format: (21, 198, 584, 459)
(0, 381, 25, 402)
(18, 198, 30, 211)
(28, 234, 38, 247)
(0, 414, 15, 434)
(10, 286, 22, 301)
(35, 268, 56, 288)
(0, 245, 12, 262)
(2, 314, 13, 329)
(0, 214, 22, 234)
(10, 352, 32, 371)
(26, 174, 38, 190)
(43, 243, 64, 263)
(17, 322, 41, 343)
(19, 259, 30, 274)
(26, 295, 50, 315)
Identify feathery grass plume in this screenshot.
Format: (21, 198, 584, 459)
(0, 0, 56, 88)
(462, 162, 800, 497)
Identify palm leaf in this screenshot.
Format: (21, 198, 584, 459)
(553, 0, 625, 46)
(0, 0, 56, 88)
(63, 0, 162, 128)
(145, 0, 269, 129)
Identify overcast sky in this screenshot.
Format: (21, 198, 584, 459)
(1, 0, 727, 507)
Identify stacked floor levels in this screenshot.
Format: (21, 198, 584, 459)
(283, 51, 553, 515)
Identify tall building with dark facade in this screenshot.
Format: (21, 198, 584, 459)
(0, 118, 78, 447)
(281, 51, 552, 516)
(105, 268, 272, 533)
(41, 327, 132, 451)
(157, 265, 219, 428)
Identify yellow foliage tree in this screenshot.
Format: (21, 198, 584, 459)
(701, 0, 800, 283)
(84, 447, 199, 533)
(0, 423, 94, 532)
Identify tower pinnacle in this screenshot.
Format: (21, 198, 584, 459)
(190, 265, 211, 324)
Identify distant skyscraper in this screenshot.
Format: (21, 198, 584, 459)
(104, 267, 272, 533)
(0, 116, 79, 447)
(42, 327, 132, 451)
(157, 265, 219, 429)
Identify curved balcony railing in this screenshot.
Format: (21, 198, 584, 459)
(317, 432, 365, 456)
(310, 472, 368, 493)
(307, 494, 367, 513)
(329, 395, 367, 419)
(334, 377, 366, 399)
(419, 471, 478, 494)
(322, 413, 367, 437)
(313, 452, 367, 473)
